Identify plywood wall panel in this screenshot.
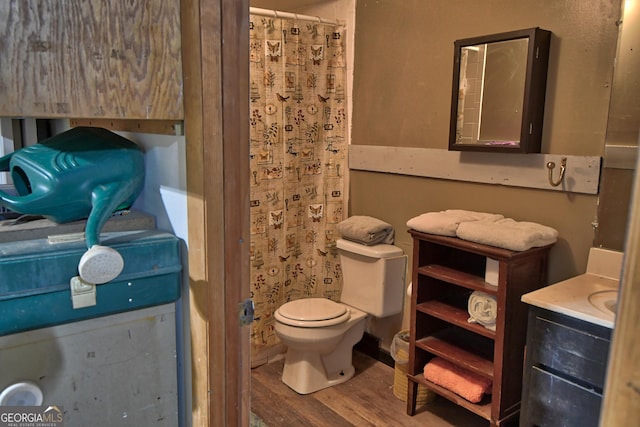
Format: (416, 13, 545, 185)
(0, 0, 183, 119)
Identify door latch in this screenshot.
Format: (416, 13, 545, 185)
(70, 276, 97, 309)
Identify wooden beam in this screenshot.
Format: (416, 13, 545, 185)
(219, 0, 250, 426)
(69, 119, 183, 136)
(181, 0, 249, 426)
(348, 145, 601, 195)
(180, 0, 212, 425)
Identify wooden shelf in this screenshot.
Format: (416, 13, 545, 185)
(408, 373, 492, 420)
(416, 336, 494, 379)
(406, 229, 553, 426)
(418, 264, 498, 295)
(416, 300, 496, 339)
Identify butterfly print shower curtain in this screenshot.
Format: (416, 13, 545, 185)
(249, 14, 348, 356)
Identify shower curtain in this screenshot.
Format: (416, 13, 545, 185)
(249, 13, 347, 357)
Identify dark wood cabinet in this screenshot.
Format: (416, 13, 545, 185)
(520, 307, 611, 427)
(406, 230, 552, 426)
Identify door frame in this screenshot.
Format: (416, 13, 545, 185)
(182, 0, 250, 425)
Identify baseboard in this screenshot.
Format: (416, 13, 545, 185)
(251, 343, 286, 368)
(354, 332, 394, 368)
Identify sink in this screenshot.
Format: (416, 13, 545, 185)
(522, 247, 623, 328)
(588, 290, 618, 315)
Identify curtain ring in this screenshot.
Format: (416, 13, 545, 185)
(546, 157, 567, 187)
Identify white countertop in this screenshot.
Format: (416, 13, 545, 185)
(521, 248, 623, 329)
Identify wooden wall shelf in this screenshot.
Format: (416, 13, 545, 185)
(70, 119, 184, 136)
(348, 145, 601, 195)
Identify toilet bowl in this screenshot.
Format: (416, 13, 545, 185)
(274, 298, 367, 394)
(274, 238, 407, 394)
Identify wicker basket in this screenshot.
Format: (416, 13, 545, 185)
(391, 335, 435, 404)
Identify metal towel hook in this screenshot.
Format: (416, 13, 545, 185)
(546, 157, 567, 187)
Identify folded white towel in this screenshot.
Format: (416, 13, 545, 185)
(456, 218, 558, 251)
(337, 215, 395, 245)
(467, 291, 497, 332)
(406, 210, 504, 236)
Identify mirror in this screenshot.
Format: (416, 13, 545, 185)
(449, 28, 551, 153)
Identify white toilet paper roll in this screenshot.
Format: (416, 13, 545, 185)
(0, 381, 44, 406)
(485, 258, 499, 287)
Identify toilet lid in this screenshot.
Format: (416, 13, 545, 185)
(278, 298, 347, 321)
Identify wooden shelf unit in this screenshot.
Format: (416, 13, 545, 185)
(406, 230, 552, 426)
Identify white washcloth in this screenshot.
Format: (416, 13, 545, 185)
(337, 215, 394, 245)
(456, 218, 558, 251)
(467, 291, 497, 332)
(406, 210, 504, 236)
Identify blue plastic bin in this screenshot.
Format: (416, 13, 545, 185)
(0, 229, 182, 336)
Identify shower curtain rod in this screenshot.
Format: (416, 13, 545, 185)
(249, 7, 343, 26)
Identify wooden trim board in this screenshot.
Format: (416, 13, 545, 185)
(70, 119, 183, 136)
(180, 0, 211, 425)
(599, 151, 640, 426)
(181, 0, 250, 426)
(348, 145, 601, 195)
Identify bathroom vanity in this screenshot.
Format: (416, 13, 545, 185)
(405, 230, 553, 426)
(520, 248, 620, 427)
(519, 306, 611, 426)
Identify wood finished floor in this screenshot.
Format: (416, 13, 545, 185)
(251, 351, 489, 426)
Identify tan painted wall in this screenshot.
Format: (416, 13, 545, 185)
(352, 0, 619, 154)
(351, 0, 619, 275)
(350, 0, 621, 335)
(250, 0, 623, 348)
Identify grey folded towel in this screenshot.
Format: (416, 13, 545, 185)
(337, 215, 395, 245)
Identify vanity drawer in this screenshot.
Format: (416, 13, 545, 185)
(526, 366, 602, 427)
(527, 312, 611, 389)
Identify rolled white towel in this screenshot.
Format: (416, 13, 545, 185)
(467, 291, 497, 332)
(456, 218, 558, 251)
(337, 215, 394, 245)
(406, 210, 504, 236)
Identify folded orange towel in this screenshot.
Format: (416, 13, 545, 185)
(423, 357, 492, 403)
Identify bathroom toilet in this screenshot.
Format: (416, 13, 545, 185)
(274, 238, 407, 394)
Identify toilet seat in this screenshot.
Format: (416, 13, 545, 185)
(275, 298, 351, 327)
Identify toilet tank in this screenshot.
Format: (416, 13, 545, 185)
(337, 238, 407, 317)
